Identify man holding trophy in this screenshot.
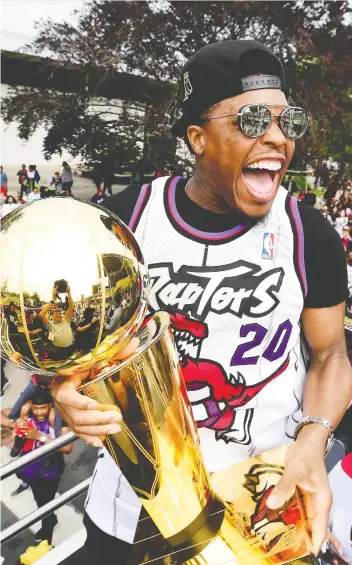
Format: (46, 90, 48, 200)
(32, 40, 352, 562)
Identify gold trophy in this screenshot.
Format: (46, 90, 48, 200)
(1, 199, 312, 565)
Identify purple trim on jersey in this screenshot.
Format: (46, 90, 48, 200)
(128, 184, 149, 231)
(167, 177, 248, 241)
(289, 196, 308, 297)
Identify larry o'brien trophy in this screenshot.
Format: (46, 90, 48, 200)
(1, 199, 313, 565)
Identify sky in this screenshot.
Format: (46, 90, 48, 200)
(1, 0, 85, 53)
(1, 0, 86, 165)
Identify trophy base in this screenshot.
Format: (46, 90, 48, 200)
(129, 504, 316, 565)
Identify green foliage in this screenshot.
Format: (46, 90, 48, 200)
(1, 1, 351, 172)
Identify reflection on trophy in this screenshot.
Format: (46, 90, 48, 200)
(0, 199, 312, 565)
(1, 198, 148, 376)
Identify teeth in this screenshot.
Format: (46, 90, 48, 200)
(246, 160, 282, 171)
(174, 330, 201, 358)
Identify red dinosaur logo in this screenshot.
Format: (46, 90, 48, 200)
(242, 463, 304, 559)
(169, 312, 288, 445)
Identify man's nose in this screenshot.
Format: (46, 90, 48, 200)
(260, 118, 287, 149)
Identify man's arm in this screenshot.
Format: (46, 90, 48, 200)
(58, 426, 73, 454)
(301, 303, 352, 429)
(267, 206, 352, 554)
(39, 303, 51, 326)
(39, 286, 58, 325)
(267, 303, 352, 554)
(65, 285, 74, 321)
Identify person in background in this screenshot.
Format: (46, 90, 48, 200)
(331, 205, 339, 224)
(27, 186, 41, 203)
(75, 307, 99, 351)
(341, 226, 352, 253)
(26, 165, 38, 192)
(1, 195, 18, 217)
(304, 187, 316, 207)
(335, 209, 348, 236)
(284, 175, 297, 194)
(33, 165, 40, 183)
(91, 188, 105, 205)
(62, 161, 73, 191)
(297, 188, 305, 201)
(102, 164, 115, 196)
(15, 390, 72, 544)
(167, 166, 176, 177)
(1, 165, 8, 197)
(50, 172, 62, 195)
(62, 188, 74, 198)
(104, 293, 122, 333)
(39, 285, 75, 357)
(321, 205, 333, 225)
(17, 164, 28, 199)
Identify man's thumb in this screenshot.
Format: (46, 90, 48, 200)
(266, 475, 296, 509)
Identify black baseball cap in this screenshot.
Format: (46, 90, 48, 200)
(171, 39, 286, 138)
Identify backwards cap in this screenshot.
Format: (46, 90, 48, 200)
(171, 39, 286, 138)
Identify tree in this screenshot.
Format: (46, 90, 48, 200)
(2, 1, 351, 173)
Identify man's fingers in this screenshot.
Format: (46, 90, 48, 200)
(74, 423, 121, 437)
(305, 491, 332, 555)
(266, 469, 298, 509)
(63, 409, 121, 429)
(79, 434, 104, 448)
(327, 532, 342, 554)
(54, 385, 99, 411)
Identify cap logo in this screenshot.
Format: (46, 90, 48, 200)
(183, 71, 193, 101)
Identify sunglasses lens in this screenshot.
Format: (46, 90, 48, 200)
(241, 105, 271, 137)
(281, 108, 308, 139)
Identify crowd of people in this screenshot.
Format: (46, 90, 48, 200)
(0, 162, 75, 218)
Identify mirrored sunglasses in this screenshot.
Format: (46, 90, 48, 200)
(203, 104, 309, 140)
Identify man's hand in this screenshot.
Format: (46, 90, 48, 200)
(24, 427, 43, 441)
(266, 432, 332, 556)
(52, 337, 139, 447)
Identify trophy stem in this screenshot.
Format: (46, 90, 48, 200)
(79, 313, 312, 565)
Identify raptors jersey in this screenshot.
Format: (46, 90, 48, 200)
(85, 176, 308, 542)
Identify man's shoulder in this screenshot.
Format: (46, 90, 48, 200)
(104, 182, 154, 225)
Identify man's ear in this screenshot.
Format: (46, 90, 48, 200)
(187, 125, 206, 156)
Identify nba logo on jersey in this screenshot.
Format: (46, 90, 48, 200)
(262, 232, 275, 259)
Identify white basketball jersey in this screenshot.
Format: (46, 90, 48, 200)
(86, 176, 308, 541)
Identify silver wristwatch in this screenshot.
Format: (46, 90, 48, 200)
(294, 415, 334, 454)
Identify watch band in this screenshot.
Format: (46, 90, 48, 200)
(294, 415, 334, 453)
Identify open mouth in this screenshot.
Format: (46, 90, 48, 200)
(241, 159, 284, 203)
